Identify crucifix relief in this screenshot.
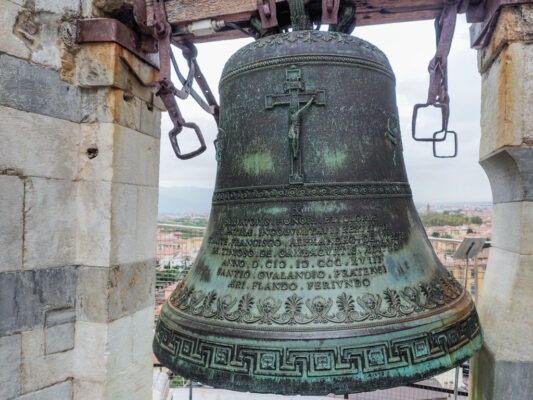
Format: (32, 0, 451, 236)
(265, 68, 326, 184)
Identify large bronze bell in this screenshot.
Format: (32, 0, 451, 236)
(154, 30, 482, 395)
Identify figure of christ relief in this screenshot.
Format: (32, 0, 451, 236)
(288, 96, 315, 160)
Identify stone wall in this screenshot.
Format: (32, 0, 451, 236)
(471, 4, 533, 400)
(0, 1, 161, 398)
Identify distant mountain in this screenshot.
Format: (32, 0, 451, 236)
(158, 187, 213, 215)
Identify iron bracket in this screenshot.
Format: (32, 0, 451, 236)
(321, 0, 341, 24)
(76, 18, 159, 69)
(134, 0, 218, 160)
(257, 0, 279, 29)
(467, 0, 531, 49)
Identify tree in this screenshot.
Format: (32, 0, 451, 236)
(431, 232, 441, 238)
(156, 268, 180, 288)
(470, 216, 483, 225)
(420, 212, 469, 227)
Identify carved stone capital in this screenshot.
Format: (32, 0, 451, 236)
(480, 147, 533, 204)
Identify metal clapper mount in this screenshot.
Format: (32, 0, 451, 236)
(412, 0, 459, 158)
(134, 0, 219, 160)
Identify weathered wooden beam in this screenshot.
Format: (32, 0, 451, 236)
(165, 0, 452, 42)
(165, 0, 268, 25)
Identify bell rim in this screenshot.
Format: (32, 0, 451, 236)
(154, 304, 482, 395)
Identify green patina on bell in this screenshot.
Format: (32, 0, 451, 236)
(153, 30, 482, 395)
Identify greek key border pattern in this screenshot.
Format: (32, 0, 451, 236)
(212, 183, 411, 205)
(155, 308, 481, 379)
(169, 273, 463, 327)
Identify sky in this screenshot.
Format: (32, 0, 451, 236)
(159, 16, 492, 204)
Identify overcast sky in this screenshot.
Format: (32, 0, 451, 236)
(159, 16, 492, 204)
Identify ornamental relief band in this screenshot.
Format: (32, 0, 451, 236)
(157, 309, 480, 377)
(170, 205, 465, 325)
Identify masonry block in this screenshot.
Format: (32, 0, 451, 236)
(492, 201, 533, 255)
(77, 262, 154, 324)
(113, 124, 160, 187)
(76, 43, 162, 106)
(76, 180, 112, 266)
(19, 380, 72, 400)
(80, 88, 160, 136)
(24, 177, 77, 269)
(74, 308, 153, 399)
(111, 183, 138, 265)
(132, 306, 155, 362)
(0, 267, 77, 336)
(45, 308, 76, 354)
(77, 124, 115, 183)
(76, 267, 110, 324)
(478, 248, 533, 361)
(107, 313, 136, 372)
(74, 380, 105, 400)
(471, 346, 533, 400)
(106, 352, 153, 400)
(73, 321, 108, 383)
(477, 4, 533, 73)
(35, 0, 79, 14)
(136, 186, 159, 261)
(0, 106, 81, 181)
(77, 123, 160, 186)
(21, 328, 74, 394)
(0, 175, 24, 273)
(0, 0, 31, 59)
(479, 42, 533, 159)
(30, 11, 62, 70)
(77, 182, 158, 267)
(0, 334, 21, 400)
(0, 55, 82, 122)
(140, 99, 162, 138)
(74, 356, 153, 400)
(107, 262, 155, 322)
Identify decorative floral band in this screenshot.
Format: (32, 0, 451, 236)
(169, 272, 464, 326)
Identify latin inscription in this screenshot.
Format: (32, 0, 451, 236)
(208, 208, 405, 291)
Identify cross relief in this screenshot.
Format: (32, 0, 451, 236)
(265, 67, 326, 184)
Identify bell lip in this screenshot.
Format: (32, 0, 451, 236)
(153, 306, 483, 395)
(155, 347, 483, 396)
(156, 347, 483, 396)
(160, 289, 472, 340)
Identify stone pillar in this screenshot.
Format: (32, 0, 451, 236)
(470, 4, 533, 400)
(0, 1, 161, 399)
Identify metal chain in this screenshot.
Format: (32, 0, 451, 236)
(134, 0, 219, 160)
(412, 0, 459, 158)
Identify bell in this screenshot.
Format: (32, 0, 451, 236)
(154, 30, 482, 395)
